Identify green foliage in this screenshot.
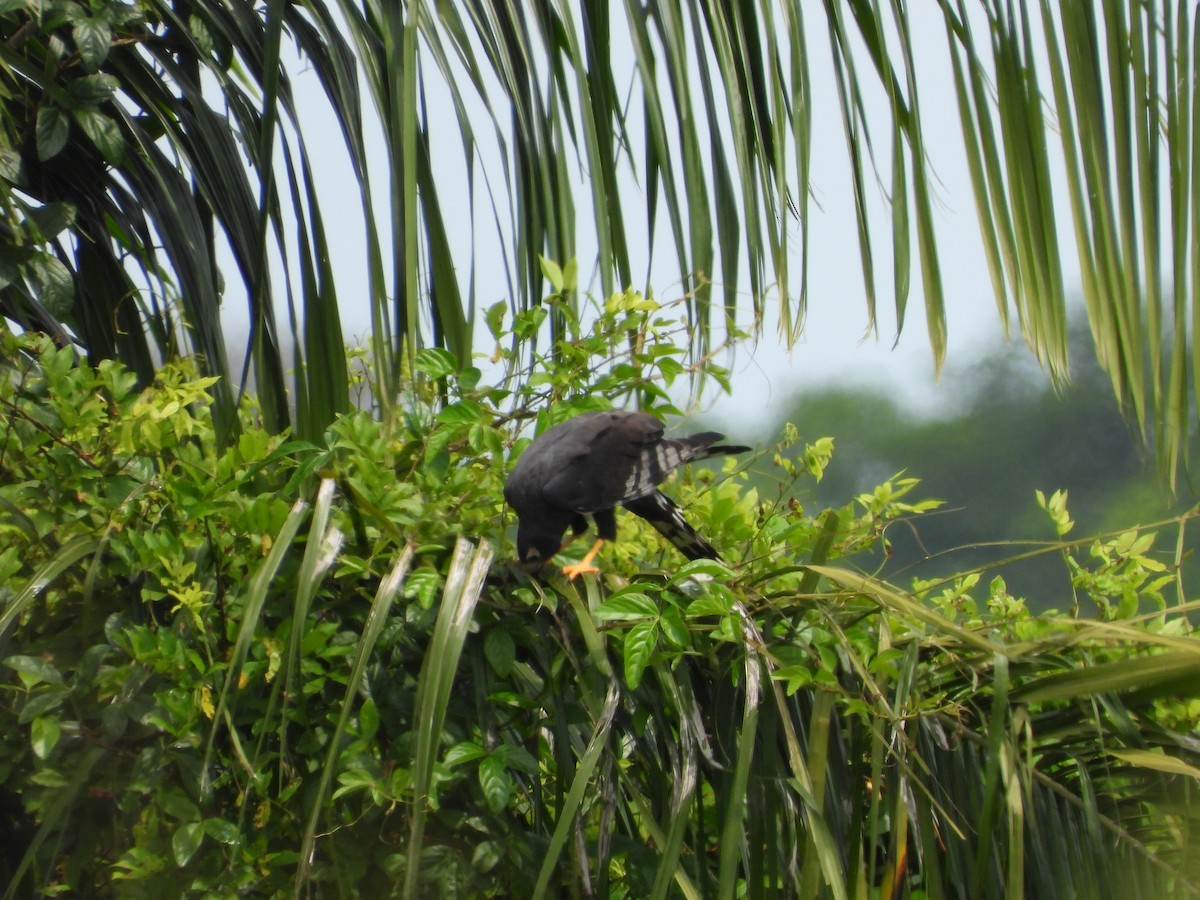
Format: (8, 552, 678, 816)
(778, 334, 1200, 609)
(0, 0, 366, 438)
(0, 2, 143, 328)
(5, 0, 1198, 476)
(2, 319, 1200, 898)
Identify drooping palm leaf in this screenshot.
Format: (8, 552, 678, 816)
(3, 0, 1200, 460)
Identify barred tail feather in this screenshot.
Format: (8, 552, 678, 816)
(622, 491, 721, 561)
(699, 442, 752, 459)
(623, 432, 751, 504)
(675, 432, 752, 463)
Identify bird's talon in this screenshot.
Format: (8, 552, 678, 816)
(561, 563, 599, 580)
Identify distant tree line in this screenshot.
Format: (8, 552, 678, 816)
(769, 325, 1197, 609)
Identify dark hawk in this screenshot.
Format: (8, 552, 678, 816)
(504, 410, 750, 578)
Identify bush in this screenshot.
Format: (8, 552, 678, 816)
(2, 305, 1199, 897)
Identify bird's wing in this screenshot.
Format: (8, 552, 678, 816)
(506, 412, 602, 510)
(512, 408, 749, 514)
(598, 416, 749, 504)
(539, 411, 664, 512)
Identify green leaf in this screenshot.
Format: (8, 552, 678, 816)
(771, 664, 814, 696)
(443, 741, 486, 768)
(414, 347, 458, 379)
(172, 822, 204, 867)
(36, 107, 70, 161)
(1109, 749, 1200, 780)
(479, 753, 512, 814)
(532, 686, 620, 898)
(30, 716, 61, 759)
(436, 400, 486, 426)
(458, 366, 481, 391)
(73, 17, 112, 69)
(685, 594, 733, 618)
(31, 255, 75, 320)
(72, 107, 124, 164)
(0, 146, 20, 182)
(5, 655, 64, 687)
(485, 300, 507, 339)
(595, 592, 658, 621)
(29, 768, 68, 788)
(404, 570, 442, 609)
(472, 840, 502, 874)
(1013, 650, 1200, 704)
(491, 743, 538, 775)
(17, 690, 67, 725)
(358, 698, 379, 741)
(300, 546, 416, 888)
(332, 769, 377, 800)
(403, 539, 492, 896)
(484, 628, 515, 676)
(623, 621, 657, 690)
(539, 256, 564, 293)
(659, 605, 690, 649)
(203, 818, 239, 845)
(187, 14, 215, 55)
(159, 791, 201, 823)
(68, 73, 118, 104)
(668, 559, 734, 584)
(28, 202, 77, 241)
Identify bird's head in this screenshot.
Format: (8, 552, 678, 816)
(516, 524, 564, 568)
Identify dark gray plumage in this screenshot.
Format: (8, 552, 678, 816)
(504, 410, 750, 577)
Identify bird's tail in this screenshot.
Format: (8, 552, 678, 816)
(622, 432, 749, 499)
(646, 432, 750, 484)
(675, 431, 752, 462)
(622, 490, 722, 561)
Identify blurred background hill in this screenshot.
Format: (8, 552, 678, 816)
(737, 320, 1199, 610)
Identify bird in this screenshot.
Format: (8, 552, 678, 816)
(504, 410, 751, 578)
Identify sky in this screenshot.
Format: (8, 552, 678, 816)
(275, 4, 1083, 438)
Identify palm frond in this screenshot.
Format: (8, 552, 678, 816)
(4, 0, 1200, 460)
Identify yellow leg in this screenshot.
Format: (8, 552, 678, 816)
(561, 539, 605, 580)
